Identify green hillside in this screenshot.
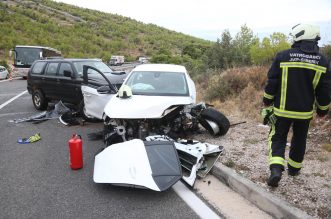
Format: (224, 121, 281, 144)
(0, 0, 211, 63)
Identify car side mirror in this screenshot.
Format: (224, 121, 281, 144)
(63, 70, 72, 77)
(97, 85, 116, 94)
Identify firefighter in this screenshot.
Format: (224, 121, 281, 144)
(262, 24, 331, 187)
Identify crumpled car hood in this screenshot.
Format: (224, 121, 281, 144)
(104, 95, 194, 119)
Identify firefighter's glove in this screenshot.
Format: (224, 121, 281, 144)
(261, 106, 276, 125)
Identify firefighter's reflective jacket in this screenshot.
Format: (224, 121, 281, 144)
(263, 42, 331, 119)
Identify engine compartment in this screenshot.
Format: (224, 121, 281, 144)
(103, 103, 231, 147)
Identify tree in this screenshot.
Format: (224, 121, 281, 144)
(233, 24, 256, 66)
(321, 45, 331, 60)
(219, 30, 235, 68)
(250, 32, 290, 65)
(206, 38, 222, 69)
(182, 43, 203, 59)
(270, 32, 290, 54)
(206, 29, 239, 69)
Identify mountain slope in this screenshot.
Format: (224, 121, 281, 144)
(0, 0, 211, 61)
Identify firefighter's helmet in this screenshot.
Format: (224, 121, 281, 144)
(291, 24, 320, 42)
(118, 85, 132, 99)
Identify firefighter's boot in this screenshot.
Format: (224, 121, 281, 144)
(288, 166, 300, 176)
(267, 166, 282, 187)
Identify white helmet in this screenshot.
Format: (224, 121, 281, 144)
(118, 85, 132, 99)
(291, 24, 320, 42)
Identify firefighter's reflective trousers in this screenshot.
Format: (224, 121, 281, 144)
(268, 117, 310, 171)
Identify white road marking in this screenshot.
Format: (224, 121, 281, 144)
(172, 181, 221, 219)
(0, 90, 28, 110)
(0, 93, 25, 97)
(0, 77, 21, 83)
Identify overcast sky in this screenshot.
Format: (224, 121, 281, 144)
(54, 0, 331, 44)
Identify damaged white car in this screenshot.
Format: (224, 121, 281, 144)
(82, 64, 230, 190)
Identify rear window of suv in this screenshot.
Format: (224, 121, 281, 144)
(31, 62, 46, 75)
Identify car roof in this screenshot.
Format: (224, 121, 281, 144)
(15, 45, 61, 53)
(35, 58, 102, 63)
(132, 64, 187, 73)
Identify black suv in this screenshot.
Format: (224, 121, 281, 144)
(27, 58, 127, 113)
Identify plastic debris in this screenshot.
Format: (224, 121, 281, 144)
(17, 133, 41, 144)
(59, 111, 80, 126)
(9, 101, 70, 124)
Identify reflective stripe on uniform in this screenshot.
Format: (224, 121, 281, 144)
(316, 102, 330, 111)
(264, 92, 274, 100)
(280, 66, 288, 110)
(268, 124, 276, 159)
(312, 71, 323, 89)
(280, 62, 327, 72)
(279, 62, 327, 111)
(269, 156, 285, 166)
(288, 158, 302, 169)
(274, 107, 313, 119)
(268, 124, 285, 166)
(280, 62, 326, 90)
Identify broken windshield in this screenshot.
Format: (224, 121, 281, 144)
(125, 71, 189, 96)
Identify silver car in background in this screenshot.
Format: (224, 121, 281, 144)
(0, 66, 9, 80)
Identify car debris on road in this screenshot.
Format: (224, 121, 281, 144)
(94, 139, 182, 191)
(9, 101, 70, 124)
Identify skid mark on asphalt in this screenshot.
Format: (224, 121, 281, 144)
(172, 181, 221, 219)
(0, 90, 28, 110)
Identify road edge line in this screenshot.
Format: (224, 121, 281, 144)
(211, 163, 313, 219)
(0, 90, 28, 110)
(172, 181, 221, 219)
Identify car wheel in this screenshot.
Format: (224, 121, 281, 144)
(32, 90, 48, 110)
(199, 108, 230, 136)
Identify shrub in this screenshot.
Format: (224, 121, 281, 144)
(0, 60, 9, 69)
(204, 66, 268, 102)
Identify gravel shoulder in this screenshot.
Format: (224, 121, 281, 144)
(194, 115, 331, 219)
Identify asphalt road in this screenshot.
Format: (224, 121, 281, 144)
(0, 79, 209, 219)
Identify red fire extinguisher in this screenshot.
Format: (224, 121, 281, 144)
(68, 133, 83, 170)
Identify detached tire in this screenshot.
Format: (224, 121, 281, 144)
(199, 108, 230, 136)
(32, 90, 48, 110)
